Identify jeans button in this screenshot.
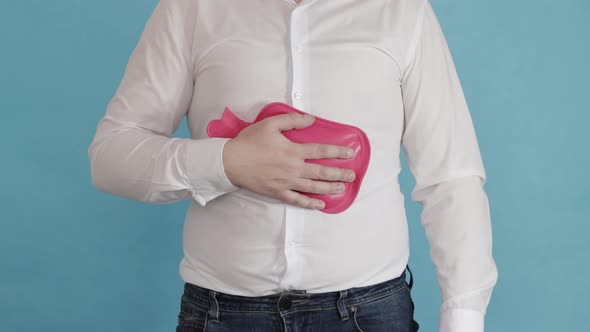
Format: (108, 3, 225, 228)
(279, 297, 292, 310)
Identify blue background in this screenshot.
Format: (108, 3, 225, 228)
(1, 0, 588, 331)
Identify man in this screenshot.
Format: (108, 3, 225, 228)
(88, 0, 498, 331)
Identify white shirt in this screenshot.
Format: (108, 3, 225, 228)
(88, 0, 498, 331)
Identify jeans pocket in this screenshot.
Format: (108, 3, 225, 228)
(350, 305, 366, 332)
(176, 294, 209, 332)
(349, 285, 417, 332)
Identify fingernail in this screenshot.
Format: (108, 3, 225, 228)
(347, 149, 355, 158)
(348, 172, 356, 181)
(315, 202, 325, 209)
(338, 183, 345, 192)
(304, 114, 314, 121)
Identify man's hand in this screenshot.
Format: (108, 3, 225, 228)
(222, 112, 356, 210)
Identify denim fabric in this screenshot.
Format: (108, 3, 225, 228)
(175, 267, 419, 332)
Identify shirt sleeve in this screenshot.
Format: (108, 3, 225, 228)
(399, 1, 498, 331)
(87, 0, 240, 206)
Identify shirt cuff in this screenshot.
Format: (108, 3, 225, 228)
(184, 137, 240, 206)
(439, 308, 484, 332)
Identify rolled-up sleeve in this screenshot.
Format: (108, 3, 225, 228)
(88, 0, 239, 206)
(399, 1, 498, 331)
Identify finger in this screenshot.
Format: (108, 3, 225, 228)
(297, 142, 355, 160)
(266, 112, 315, 132)
(280, 190, 326, 209)
(291, 177, 344, 195)
(299, 162, 355, 182)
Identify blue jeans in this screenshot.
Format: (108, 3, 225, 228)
(176, 266, 420, 331)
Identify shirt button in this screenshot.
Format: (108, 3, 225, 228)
(288, 240, 296, 248)
(295, 46, 303, 53)
(293, 92, 302, 100)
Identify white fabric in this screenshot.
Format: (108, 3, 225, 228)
(88, 0, 498, 330)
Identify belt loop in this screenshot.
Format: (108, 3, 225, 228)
(336, 290, 349, 321)
(406, 265, 414, 290)
(208, 290, 220, 323)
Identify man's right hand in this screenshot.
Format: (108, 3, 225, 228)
(222, 112, 357, 210)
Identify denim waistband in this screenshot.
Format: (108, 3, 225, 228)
(182, 266, 413, 322)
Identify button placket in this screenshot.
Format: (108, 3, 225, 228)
(289, 7, 307, 110)
(280, 206, 305, 290)
(278, 5, 309, 292)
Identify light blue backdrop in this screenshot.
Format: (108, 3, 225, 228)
(1, 0, 588, 331)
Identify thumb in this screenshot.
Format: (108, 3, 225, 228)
(270, 112, 315, 132)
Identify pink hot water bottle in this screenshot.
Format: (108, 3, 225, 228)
(206, 102, 370, 214)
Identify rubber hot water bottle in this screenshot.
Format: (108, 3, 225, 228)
(206, 102, 371, 214)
